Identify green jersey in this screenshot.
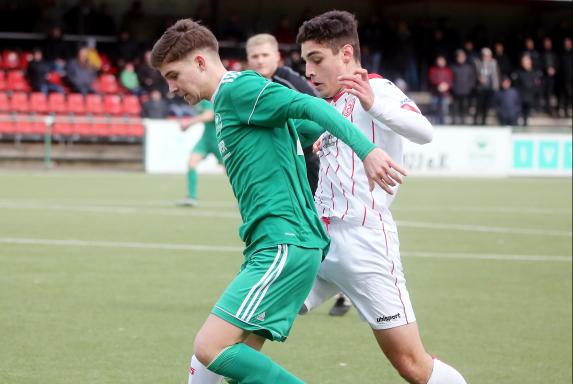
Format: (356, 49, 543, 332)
(212, 71, 375, 257)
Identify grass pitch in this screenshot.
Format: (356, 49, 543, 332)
(0, 172, 571, 383)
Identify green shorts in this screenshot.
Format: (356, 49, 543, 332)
(212, 244, 322, 342)
(192, 135, 223, 163)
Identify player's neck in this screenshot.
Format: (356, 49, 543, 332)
(205, 63, 229, 100)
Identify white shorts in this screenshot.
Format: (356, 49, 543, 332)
(304, 218, 416, 330)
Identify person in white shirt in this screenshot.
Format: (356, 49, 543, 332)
(297, 11, 467, 384)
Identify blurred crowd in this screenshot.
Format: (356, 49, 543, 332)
(1, 0, 571, 125)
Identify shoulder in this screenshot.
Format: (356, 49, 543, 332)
(273, 66, 316, 95)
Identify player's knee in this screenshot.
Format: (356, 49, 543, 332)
(392, 355, 429, 384)
(193, 333, 218, 367)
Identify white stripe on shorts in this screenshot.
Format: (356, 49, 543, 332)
(245, 245, 289, 322)
(236, 245, 284, 320)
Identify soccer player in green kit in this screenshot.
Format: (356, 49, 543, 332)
(151, 19, 406, 384)
(177, 99, 221, 207)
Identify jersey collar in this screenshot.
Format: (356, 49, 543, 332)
(210, 71, 229, 103)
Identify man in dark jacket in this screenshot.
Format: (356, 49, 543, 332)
(512, 54, 541, 126)
(451, 49, 476, 125)
(26, 48, 65, 94)
(559, 37, 572, 118)
(494, 77, 521, 126)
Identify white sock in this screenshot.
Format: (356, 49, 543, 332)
(427, 358, 467, 384)
(188, 355, 224, 384)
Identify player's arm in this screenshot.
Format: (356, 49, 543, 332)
(180, 109, 214, 131)
(232, 75, 406, 192)
(338, 69, 433, 144)
(293, 119, 325, 148)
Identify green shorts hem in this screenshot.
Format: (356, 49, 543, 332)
(211, 305, 287, 342)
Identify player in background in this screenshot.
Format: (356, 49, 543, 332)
(246, 33, 353, 316)
(151, 19, 406, 384)
(177, 100, 221, 207)
(297, 11, 467, 384)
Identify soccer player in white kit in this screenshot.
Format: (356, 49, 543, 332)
(297, 11, 468, 384)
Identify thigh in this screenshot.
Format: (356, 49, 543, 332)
(322, 221, 416, 330)
(302, 275, 340, 314)
(212, 244, 322, 342)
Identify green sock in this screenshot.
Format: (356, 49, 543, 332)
(187, 169, 197, 199)
(208, 343, 304, 384)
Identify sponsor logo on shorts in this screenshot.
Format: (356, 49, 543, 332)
(189, 367, 196, 375)
(256, 312, 266, 321)
(376, 313, 401, 323)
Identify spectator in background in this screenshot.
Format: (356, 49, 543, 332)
(119, 63, 143, 95)
(451, 49, 476, 125)
(141, 89, 170, 119)
(494, 42, 512, 77)
(283, 49, 306, 76)
(428, 54, 453, 124)
(166, 93, 196, 117)
(474, 47, 499, 125)
(558, 37, 572, 117)
(274, 15, 296, 44)
(26, 48, 65, 94)
(494, 77, 521, 126)
(541, 37, 558, 116)
(137, 50, 166, 94)
(512, 54, 541, 126)
(66, 47, 97, 95)
(43, 26, 69, 64)
(220, 13, 246, 43)
(463, 40, 480, 65)
(523, 37, 541, 72)
(114, 30, 140, 68)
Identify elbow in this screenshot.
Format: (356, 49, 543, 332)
(414, 119, 434, 144)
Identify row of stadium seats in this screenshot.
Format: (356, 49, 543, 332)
(0, 50, 32, 70)
(0, 70, 124, 94)
(0, 92, 141, 116)
(0, 115, 144, 138)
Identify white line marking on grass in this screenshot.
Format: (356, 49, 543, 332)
(0, 201, 569, 237)
(0, 238, 570, 262)
(398, 220, 572, 237)
(0, 238, 243, 253)
(393, 205, 571, 215)
(0, 202, 240, 219)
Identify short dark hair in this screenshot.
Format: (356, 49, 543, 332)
(296, 10, 360, 61)
(151, 19, 218, 69)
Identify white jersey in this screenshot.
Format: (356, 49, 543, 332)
(315, 74, 433, 232)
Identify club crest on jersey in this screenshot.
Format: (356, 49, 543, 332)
(342, 98, 356, 118)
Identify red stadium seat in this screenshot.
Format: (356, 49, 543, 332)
(29, 92, 49, 114)
(0, 71, 5, 91)
(0, 92, 9, 112)
(0, 113, 15, 134)
(103, 95, 122, 115)
(2, 51, 20, 70)
(85, 94, 104, 115)
(51, 121, 74, 136)
(67, 93, 86, 114)
(92, 122, 110, 136)
(122, 95, 141, 116)
(9, 92, 30, 113)
(16, 119, 45, 135)
(97, 74, 120, 94)
(19, 51, 32, 70)
(127, 122, 145, 137)
(6, 70, 30, 92)
(74, 121, 94, 136)
(48, 93, 67, 114)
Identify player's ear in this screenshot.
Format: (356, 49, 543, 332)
(341, 44, 354, 64)
(195, 55, 206, 71)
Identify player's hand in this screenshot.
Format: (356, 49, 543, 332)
(312, 138, 322, 154)
(337, 68, 374, 111)
(362, 148, 407, 194)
